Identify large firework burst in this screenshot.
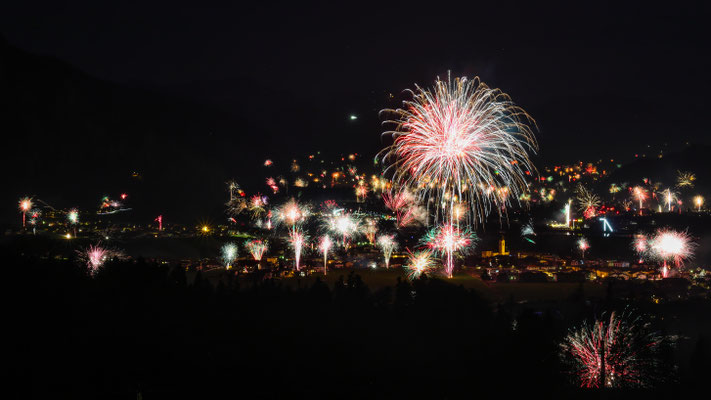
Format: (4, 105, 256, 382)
(560, 311, 673, 388)
(379, 74, 537, 227)
(422, 224, 476, 278)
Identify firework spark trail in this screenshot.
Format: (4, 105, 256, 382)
(560, 312, 671, 388)
(632, 186, 647, 215)
(404, 249, 436, 280)
(288, 227, 307, 271)
(694, 195, 704, 212)
(376, 234, 399, 269)
(422, 224, 476, 278)
(632, 234, 648, 263)
(379, 74, 537, 227)
(67, 208, 79, 236)
(361, 218, 378, 244)
(319, 236, 332, 275)
(19, 197, 32, 227)
(245, 240, 268, 261)
(521, 221, 536, 244)
(578, 238, 590, 259)
(221, 243, 238, 269)
(382, 187, 423, 227)
(575, 184, 600, 219)
(676, 171, 695, 188)
(658, 188, 678, 212)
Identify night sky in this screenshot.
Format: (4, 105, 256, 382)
(1, 1, 710, 221)
(3, 2, 710, 159)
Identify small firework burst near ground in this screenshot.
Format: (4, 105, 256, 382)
(221, 243, 238, 269)
(404, 250, 436, 280)
(275, 198, 309, 228)
(19, 197, 32, 227)
(288, 227, 307, 271)
(376, 234, 398, 268)
(648, 228, 695, 277)
(422, 224, 476, 278)
(326, 212, 360, 249)
(319, 236, 332, 275)
(559, 312, 673, 388)
(577, 237, 589, 258)
(77, 244, 124, 275)
(245, 240, 268, 261)
(361, 218, 378, 244)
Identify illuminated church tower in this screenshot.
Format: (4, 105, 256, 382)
(498, 235, 509, 256)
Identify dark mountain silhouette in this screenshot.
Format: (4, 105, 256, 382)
(0, 36, 263, 225)
(605, 144, 711, 191)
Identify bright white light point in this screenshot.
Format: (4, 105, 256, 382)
(349, 115, 357, 120)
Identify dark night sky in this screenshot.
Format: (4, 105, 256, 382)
(3, 1, 710, 162)
(1, 1, 711, 224)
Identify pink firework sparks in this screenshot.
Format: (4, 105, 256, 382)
(382, 188, 420, 227)
(78, 244, 123, 275)
(632, 234, 648, 263)
(266, 177, 279, 193)
(245, 239, 268, 261)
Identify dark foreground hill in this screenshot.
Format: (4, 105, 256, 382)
(7, 248, 711, 399)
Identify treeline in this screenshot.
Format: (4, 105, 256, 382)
(4, 250, 708, 399)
